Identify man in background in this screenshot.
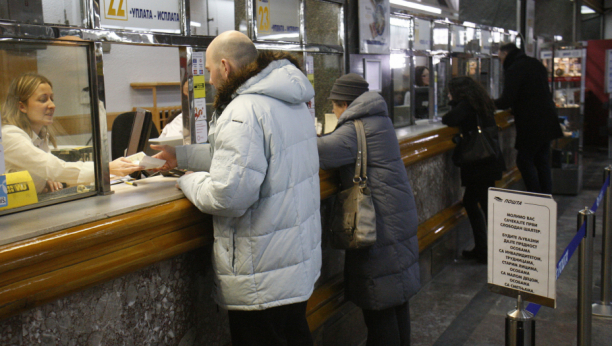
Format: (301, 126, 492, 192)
(495, 43, 563, 194)
(152, 31, 321, 346)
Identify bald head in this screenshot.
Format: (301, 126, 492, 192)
(206, 31, 258, 89)
(210, 31, 257, 70)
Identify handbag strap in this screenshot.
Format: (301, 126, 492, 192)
(353, 119, 368, 184)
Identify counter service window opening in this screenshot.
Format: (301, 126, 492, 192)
(0, 42, 99, 214)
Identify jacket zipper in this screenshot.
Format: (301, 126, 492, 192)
(231, 229, 236, 274)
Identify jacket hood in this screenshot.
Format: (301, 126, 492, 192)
(214, 51, 314, 109)
(503, 49, 525, 71)
(337, 91, 388, 126)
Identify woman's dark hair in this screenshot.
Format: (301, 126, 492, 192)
(448, 76, 496, 119)
(415, 66, 428, 87)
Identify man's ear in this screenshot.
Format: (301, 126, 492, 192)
(220, 58, 231, 80)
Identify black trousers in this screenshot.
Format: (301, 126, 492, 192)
(362, 302, 411, 346)
(463, 179, 495, 256)
(516, 141, 553, 194)
(227, 301, 313, 346)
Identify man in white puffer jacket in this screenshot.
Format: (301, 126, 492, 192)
(153, 31, 321, 345)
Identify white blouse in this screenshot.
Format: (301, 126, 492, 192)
(1, 125, 94, 193)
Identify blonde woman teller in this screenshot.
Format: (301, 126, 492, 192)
(1, 73, 142, 193)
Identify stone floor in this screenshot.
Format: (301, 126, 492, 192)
(409, 150, 612, 346)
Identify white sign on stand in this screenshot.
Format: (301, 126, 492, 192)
(488, 188, 557, 308)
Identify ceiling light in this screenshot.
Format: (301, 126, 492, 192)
(389, 0, 442, 15)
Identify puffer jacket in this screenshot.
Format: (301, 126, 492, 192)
(177, 52, 322, 311)
(317, 92, 420, 310)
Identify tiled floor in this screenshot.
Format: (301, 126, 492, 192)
(410, 150, 612, 346)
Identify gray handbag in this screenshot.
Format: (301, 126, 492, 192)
(330, 119, 377, 249)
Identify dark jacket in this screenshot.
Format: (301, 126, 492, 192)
(494, 49, 563, 151)
(317, 92, 420, 310)
(442, 100, 506, 186)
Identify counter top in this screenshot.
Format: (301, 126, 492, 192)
(0, 176, 184, 246)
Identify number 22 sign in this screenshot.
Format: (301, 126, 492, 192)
(257, 0, 271, 33)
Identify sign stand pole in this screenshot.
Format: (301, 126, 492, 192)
(593, 167, 612, 318)
(577, 207, 595, 346)
(505, 293, 536, 346)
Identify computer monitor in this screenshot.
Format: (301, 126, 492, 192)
(126, 108, 154, 157)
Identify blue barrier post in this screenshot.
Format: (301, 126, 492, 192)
(577, 207, 595, 346)
(593, 166, 612, 318)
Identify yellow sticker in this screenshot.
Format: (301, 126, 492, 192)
(193, 75, 206, 99)
(0, 171, 38, 211)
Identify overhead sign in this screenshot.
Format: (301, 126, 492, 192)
(488, 188, 557, 308)
(481, 30, 491, 55)
(256, 0, 300, 42)
(100, 0, 180, 33)
(413, 18, 431, 51)
(451, 25, 465, 53)
(359, 0, 390, 54)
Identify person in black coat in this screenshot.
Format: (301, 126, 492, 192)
(318, 74, 420, 346)
(442, 76, 506, 263)
(494, 43, 563, 193)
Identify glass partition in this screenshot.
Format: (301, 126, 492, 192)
(413, 55, 431, 120)
(0, 41, 97, 213)
(465, 26, 479, 54)
(0, 0, 86, 27)
(311, 53, 344, 132)
(433, 55, 449, 114)
(391, 53, 411, 127)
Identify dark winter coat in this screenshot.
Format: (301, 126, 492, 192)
(442, 99, 506, 186)
(494, 49, 563, 152)
(317, 92, 420, 310)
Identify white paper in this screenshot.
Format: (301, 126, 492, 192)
(192, 52, 205, 76)
(194, 98, 208, 144)
(324, 114, 338, 134)
(0, 143, 4, 174)
(126, 151, 166, 170)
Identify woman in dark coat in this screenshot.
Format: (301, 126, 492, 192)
(317, 73, 420, 346)
(442, 76, 506, 264)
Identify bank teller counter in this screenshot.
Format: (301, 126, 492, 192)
(0, 108, 519, 344)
